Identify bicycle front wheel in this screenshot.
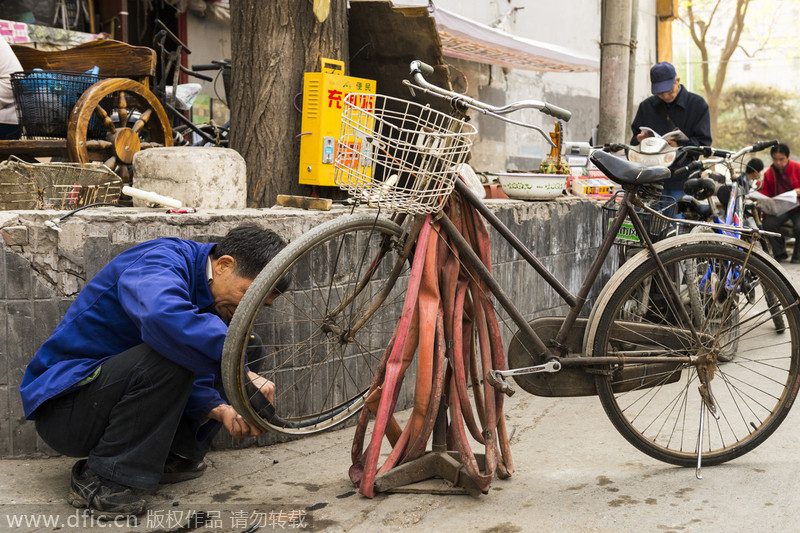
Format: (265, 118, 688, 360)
(589, 239, 800, 466)
(222, 213, 411, 435)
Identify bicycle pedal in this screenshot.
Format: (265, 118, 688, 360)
(486, 370, 515, 397)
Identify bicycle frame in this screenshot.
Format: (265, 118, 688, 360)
(432, 178, 709, 375)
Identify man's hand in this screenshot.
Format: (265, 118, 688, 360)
(247, 371, 275, 403)
(207, 404, 264, 439)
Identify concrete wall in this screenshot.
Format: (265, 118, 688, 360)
(0, 198, 615, 457)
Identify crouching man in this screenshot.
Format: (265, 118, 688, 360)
(20, 224, 285, 517)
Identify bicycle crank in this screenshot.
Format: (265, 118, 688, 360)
(487, 360, 562, 396)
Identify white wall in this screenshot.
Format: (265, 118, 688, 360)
(185, 15, 231, 121)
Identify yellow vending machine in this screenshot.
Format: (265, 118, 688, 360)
(298, 58, 376, 187)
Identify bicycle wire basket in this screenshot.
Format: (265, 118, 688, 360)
(601, 191, 677, 248)
(10, 70, 107, 139)
(334, 93, 477, 215)
(0, 156, 122, 210)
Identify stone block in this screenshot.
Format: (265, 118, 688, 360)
(0, 302, 6, 381)
(6, 302, 35, 388)
(5, 249, 31, 300)
(34, 300, 61, 350)
(83, 236, 110, 282)
(0, 240, 5, 301)
(33, 276, 56, 300)
(0, 387, 8, 457)
(1, 225, 28, 247)
(132, 147, 247, 209)
(8, 383, 37, 456)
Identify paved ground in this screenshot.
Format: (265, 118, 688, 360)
(2, 261, 800, 533)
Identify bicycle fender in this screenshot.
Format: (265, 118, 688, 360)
(581, 233, 798, 358)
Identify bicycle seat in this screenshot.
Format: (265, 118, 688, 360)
(590, 150, 671, 185)
(677, 195, 711, 219)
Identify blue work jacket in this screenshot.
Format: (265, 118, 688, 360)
(20, 238, 229, 439)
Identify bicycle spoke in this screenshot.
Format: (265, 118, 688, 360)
(592, 241, 800, 466)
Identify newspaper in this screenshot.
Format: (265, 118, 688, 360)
(639, 126, 690, 143)
(747, 190, 799, 216)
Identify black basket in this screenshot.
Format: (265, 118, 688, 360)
(601, 191, 677, 248)
(11, 70, 107, 139)
(221, 61, 232, 108)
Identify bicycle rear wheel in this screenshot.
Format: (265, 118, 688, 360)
(589, 239, 800, 466)
(222, 213, 411, 435)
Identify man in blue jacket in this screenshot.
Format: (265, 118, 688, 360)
(20, 224, 286, 517)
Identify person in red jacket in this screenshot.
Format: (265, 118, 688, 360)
(760, 143, 800, 262)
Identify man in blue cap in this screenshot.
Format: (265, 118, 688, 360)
(630, 61, 712, 201)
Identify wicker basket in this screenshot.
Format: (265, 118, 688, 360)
(0, 156, 122, 210)
(10, 70, 106, 139)
(334, 93, 476, 215)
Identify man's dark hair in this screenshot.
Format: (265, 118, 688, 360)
(211, 224, 286, 280)
(746, 158, 764, 174)
(771, 143, 790, 158)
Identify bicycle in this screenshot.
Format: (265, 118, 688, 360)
(221, 60, 800, 477)
(677, 143, 787, 341)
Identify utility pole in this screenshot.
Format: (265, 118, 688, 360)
(598, 0, 633, 145)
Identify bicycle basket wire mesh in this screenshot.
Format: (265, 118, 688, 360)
(334, 93, 476, 215)
(0, 156, 122, 210)
(601, 191, 676, 248)
(10, 70, 107, 139)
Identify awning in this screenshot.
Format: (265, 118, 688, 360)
(429, 6, 599, 73)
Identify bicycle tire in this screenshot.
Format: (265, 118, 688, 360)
(587, 236, 800, 466)
(222, 213, 411, 435)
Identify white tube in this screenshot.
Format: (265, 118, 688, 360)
(122, 186, 183, 208)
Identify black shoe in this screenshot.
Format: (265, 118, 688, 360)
(159, 453, 207, 484)
(775, 253, 788, 262)
(792, 257, 800, 264)
(68, 460, 146, 517)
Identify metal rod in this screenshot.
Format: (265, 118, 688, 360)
(696, 401, 705, 480)
(556, 355, 691, 366)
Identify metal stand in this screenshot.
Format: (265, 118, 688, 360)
(373, 397, 485, 496)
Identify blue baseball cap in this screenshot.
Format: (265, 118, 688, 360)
(650, 62, 677, 94)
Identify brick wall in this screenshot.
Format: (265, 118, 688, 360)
(0, 198, 615, 457)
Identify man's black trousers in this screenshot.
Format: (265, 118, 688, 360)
(34, 344, 218, 490)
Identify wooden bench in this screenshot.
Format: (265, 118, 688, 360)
(0, 39, 172, 179)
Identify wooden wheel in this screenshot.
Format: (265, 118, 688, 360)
(67, 78, 172, 182)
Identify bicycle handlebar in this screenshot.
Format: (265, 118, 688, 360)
(192, 60, 230, 72)
(180, 65, 213, 82)
(407, 60, 571, 148)
(752, 139, 779, 152)
(678, 140, 779, 175)
(673, 160, 704, 180)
